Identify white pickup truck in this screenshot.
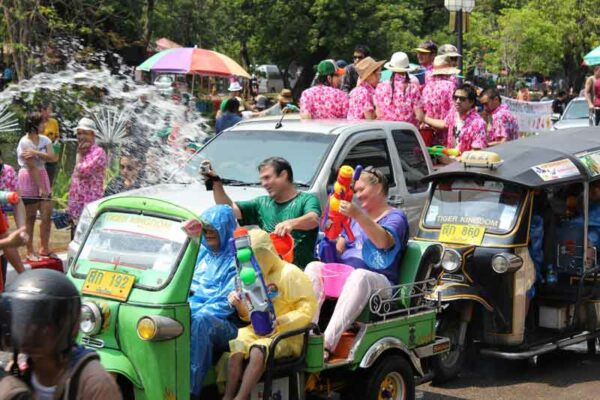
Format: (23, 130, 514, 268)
(67, 117, 434, 266)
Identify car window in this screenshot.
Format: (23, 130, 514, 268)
(339, 138, 395, 187)
(392, 129, 429, 193)
(563, 100, 589, 120)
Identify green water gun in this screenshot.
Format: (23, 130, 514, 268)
(427, 145, 461, 157)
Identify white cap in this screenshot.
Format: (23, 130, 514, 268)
(74, 117, 98, 134)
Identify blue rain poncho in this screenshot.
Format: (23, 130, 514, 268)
(189, 205, 239, 396)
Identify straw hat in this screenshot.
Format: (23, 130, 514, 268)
(278, 89, 293, 104)
(355, 57, 386, 83)
(431, 55, 461, 76)
(384, 52, 415, 73)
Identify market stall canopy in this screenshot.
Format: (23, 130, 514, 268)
(155, 38, 182, 51)
(584, 44, 600, 66)
(137, 47, 250, 78)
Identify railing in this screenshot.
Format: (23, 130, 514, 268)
(369, 278, 441, 320)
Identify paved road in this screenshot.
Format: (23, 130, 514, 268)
(416, 342, 600, 400)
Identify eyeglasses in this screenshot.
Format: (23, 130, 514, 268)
(364, 165, 385, 183)
(453, 95, 469, 102)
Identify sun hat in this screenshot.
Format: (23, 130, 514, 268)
(384, 52, 415, 73)
(228, 81, 243, 92)
(278, 89, 293, 104)
(414, 40, 438, 54)
(431, 55, 461, 76)
(74, 117, 98, 134)
(317, 59, 344, 77)
(438, 44, 461, 58)
(355, 57, 386, 83)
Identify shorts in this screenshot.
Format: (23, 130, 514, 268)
(17, 167, 51, 200)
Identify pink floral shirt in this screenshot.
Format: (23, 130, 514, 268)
(374, 74, 423, 127)
(68, 143, 107, 220)
(300, 85, 349, 119)
(422, 76, 456, 144)
(445, 109, 487, 152)
(347, 81, 376, 120)
(0, 164, 17, 191)
(488, 103, 519, 142)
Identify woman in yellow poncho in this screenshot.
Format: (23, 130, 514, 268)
(223, 228, 316, 400)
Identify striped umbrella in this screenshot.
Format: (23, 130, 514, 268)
(138, 47, 250, 78)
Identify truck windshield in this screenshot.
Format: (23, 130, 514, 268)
(185, 130, 336, 187)
(73, 211, 187, 290)
(424, 179, 525, 234)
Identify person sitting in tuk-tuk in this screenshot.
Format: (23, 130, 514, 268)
(188, 205, 241, 399)
(223, 229, 316, 400)
(305, 167, 409, 360)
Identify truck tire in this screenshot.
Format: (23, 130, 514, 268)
(359, 355, 415, 400)
(431, 313, 466, 384)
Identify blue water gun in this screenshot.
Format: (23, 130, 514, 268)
(232, 227, 277, 336)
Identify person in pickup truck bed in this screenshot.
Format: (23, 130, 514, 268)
(305, 166, 409, 360)
(223, 228, 316, 400)
(300, 59, 349, 119)
(188, 205, 243, 399)
(347, 57, 386, 120)
(202, 157, 321, 268)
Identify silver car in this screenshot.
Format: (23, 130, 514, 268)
(553, 97, 593, 130)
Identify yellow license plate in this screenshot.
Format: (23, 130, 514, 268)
(82, 269, 135, 302)
(439, 224, 485, 246)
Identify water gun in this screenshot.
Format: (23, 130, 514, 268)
(427, 145, 461, 157)
(231, 227, 277, 336)
(0, 191, 19, 205)
(319, 165, 362, 263)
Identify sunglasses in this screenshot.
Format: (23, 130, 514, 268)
(364, 165, 385, 183)
(453, 95, 469, 102)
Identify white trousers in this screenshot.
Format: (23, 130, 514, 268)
(305, 261, 391, 352)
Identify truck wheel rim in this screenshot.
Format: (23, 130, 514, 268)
(378, 371, 405, 400)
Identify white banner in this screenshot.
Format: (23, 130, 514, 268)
(501, 96, 554, 133)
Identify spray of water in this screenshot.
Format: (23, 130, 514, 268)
(0, 104, 19, 133)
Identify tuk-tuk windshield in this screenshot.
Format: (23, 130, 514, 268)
(424, 178, 525, 234)
(73, 211, 187, 289)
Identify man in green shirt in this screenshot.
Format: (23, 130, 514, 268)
(202, 157, 321, 268)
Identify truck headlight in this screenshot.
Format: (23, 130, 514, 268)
(80, 301, 102, 335)
(441, 249, 462, 273)
(136, 316, 183, 341)
(491, 253, 523, 274)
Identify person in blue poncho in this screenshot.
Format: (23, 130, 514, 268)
(188, 205, 240, 398)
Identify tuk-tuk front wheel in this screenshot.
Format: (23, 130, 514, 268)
(359, 355, 414, 400)
(432, 313, 467, 384)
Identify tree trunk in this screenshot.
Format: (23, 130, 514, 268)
(292, 48, 329, 99)
(143, 0, 155, 50)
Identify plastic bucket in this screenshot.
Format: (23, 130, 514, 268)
(270, 233, 294, 263)
(322, 263, 354, 298)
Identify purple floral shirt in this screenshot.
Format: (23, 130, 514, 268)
(68, 143, 107, 220)
(374, 74, 423, 127)
(445, 109, 488, 152)
(347, 81, 376, 120)
(300, 85, 349, 119)
(422, 76, 456, 144)
(488, 103, 519, 142)
(0, 164, 17, 191)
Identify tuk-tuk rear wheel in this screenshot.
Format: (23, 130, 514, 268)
(359, 355, 414, 400)
(432, 313, 467, 384)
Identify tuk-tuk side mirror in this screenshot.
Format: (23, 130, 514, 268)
(551, 113, 561, 122)
(585, 246, 598, 269)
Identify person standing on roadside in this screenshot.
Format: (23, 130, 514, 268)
(347, 57, 386, 120)
(479, 88, 519, 145)
(38, 103, 60, 184)
(341, 45, 371, 93)
(68, 117, 107, 223)
(201, 157, 321, 268)
(300, 60, 348, 119)
(584, 66, 600, 126)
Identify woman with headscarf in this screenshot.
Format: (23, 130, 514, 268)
(223, 228, 316, 400)
(374, 52, 424, 127)
(188, 205, 240, 399)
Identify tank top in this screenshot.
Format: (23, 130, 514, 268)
(594, 78, 600, 107)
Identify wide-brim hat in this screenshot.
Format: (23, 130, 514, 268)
(74, 117, 98, 134)
(278, 89, 293, 103)
(384, 52, 415, 73)
(356, 57, 386, 83)
(431, 55, 461, 76)
(438, 44, 461, 58)
(228, 82, 243, 92)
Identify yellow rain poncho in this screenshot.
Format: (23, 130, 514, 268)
(229, 229, 317, 360)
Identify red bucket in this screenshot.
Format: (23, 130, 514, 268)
(270, 233, 294, 263)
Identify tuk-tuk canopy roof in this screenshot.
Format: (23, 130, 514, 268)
(425, 127, 600, 188)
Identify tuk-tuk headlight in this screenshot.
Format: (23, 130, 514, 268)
(136, 316, 183, 341)
(441, 249, 462, 273)
(491, 253, 523, 274)
(80, 301, 102, 336)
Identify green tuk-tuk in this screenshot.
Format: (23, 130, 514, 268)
(416, 127, 600, 383)
(69, 187, 449, 399)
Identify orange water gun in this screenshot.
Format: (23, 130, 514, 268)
(322, 165, 363, 242)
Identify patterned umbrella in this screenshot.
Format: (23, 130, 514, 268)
(138, 47, 250, 78)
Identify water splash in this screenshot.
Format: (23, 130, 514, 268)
(89, 106, 131, 149)
(0, 104, 19, 133)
